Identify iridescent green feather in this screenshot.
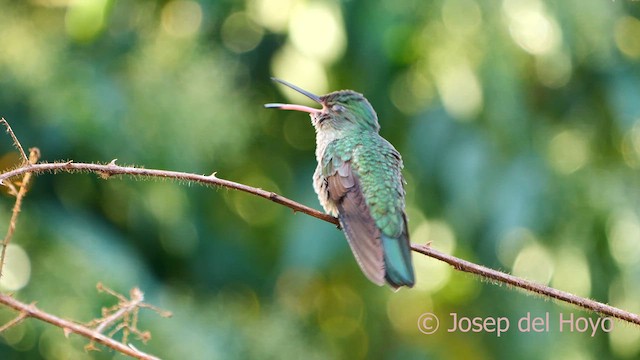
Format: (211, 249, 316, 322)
(323, 133, 414, 287)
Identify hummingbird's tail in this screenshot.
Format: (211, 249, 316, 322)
(381, 233, 415, 289)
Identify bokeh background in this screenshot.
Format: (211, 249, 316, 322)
(0, 0, 639, 359)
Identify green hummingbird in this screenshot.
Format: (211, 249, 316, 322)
(265, 78, 415, 289)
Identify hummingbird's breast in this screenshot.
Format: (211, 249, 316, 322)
(314, 127, 342, 165)
(312, 128, 342, 216)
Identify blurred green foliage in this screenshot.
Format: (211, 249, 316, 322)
(0, 0, 640, 359)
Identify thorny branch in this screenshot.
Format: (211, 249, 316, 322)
(85, 283, 172, 352)
(0, 291, 163, 360)
(1, 146, 639, 326)
(0, 119, 40, 278)
(410, 245, 640, 325)
(0, 119, 167, 359)
(0, 160, 340, 226)
(0, 117, 638, 359)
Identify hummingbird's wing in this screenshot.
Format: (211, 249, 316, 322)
(326, 161, 386, 286)
(322, 136, 414, 289)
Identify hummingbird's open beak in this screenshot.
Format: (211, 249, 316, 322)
(264, 78, 322, 114)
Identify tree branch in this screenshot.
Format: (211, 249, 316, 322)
(411, 245, 640, 325)
(0, 293, 160, 360)
(0, 119, 40, 278)
(0, 161, 339, 227)
(1, 160, 638, 326)
(0, 120, 167, 359)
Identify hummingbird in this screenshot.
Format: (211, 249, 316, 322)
(265, 78, 415, 289)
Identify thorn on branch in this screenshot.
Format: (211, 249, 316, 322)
(48, 160, 73, 175)
(84, 342, 101, 352)
(97, 160, 120, 179)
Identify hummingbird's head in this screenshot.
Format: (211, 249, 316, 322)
(265, 78, 380, 133)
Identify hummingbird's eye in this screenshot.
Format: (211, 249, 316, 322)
(331, 104, 345, 112)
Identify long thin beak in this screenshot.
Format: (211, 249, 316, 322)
(264, 78, 322, 113)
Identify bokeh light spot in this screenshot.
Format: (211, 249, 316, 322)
(389, 67, 434, 115)
(161, 0, 202, 38)
(609, 276, 640, 357)
(145, 183, 187, 226)
(503, 0, 561, 55)
(411, 220, 455, 292)
(615, 16, 640, 59)
(497, 227, 537, 267)
(387, 289, 433, 335)
(275, 269, 323, 317)
(431, 58, 483, 120)
(607, 209, 640, 266)
(611, 320, 640, 357)
(547, 129, 590, 174)
(248, 0, 296, 33)
(289, 2, 346, 64)
(0, 21, 51, 85)
(221, 12, 264, 54)
(317, 285, 363, 338)
(232, 174, 282, 226)
(621, 121, 640, 168)
(271, 44, 328, 105)
(442, 0, 482, 36)
(0, 244, 31, 291)
(1, 317, 28, 348)
(65, 0, 110, 42)
(536, 51, 572, 88)
(512, 242, 554, 284)
(551, 246, 591, 296)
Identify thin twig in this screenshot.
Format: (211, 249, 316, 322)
(95, 288, 143, 334)
(0, 145, 40, 277)
(83, 283, 170, 352)
(0, 119, 28, 163)
(0, 120, 41, 279)
(0, 293, 160, 360)
(0, 309, 29, 332)
(0, 160, 638, 325)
